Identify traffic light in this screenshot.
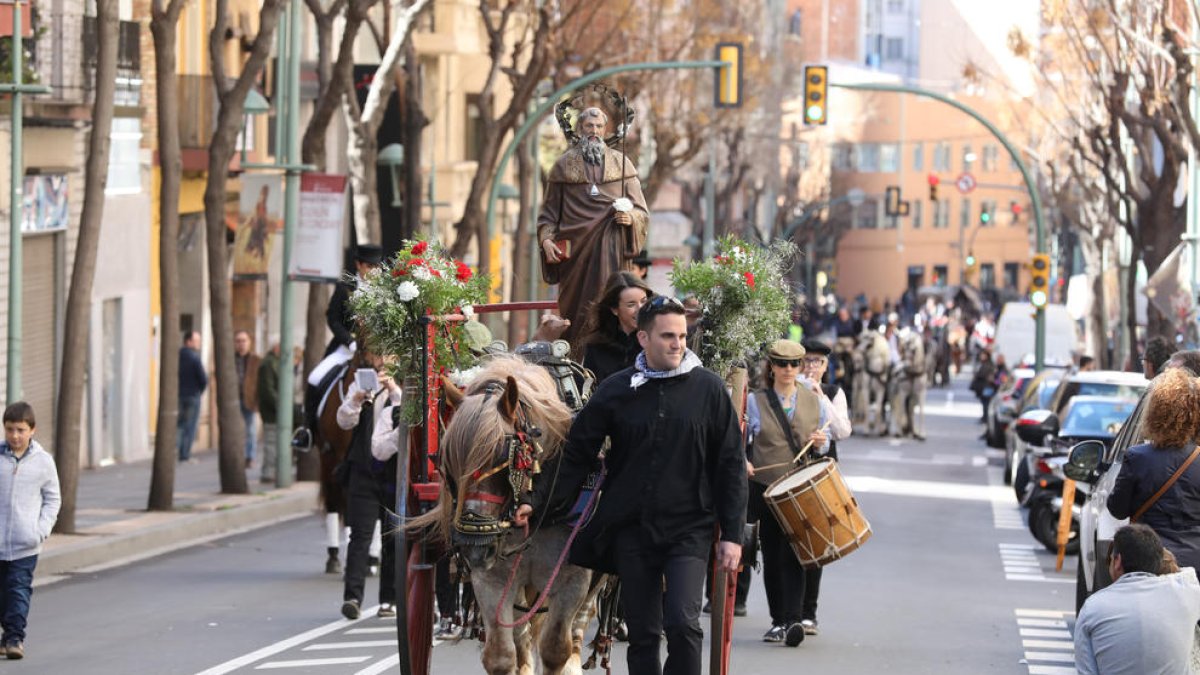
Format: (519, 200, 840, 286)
(1029, 253, 1050, 308)
(1010, 201, 1022, 224)
(928, 174, 939, 202)
(965, 252, 977, 268)
(803, 65, 828, 125)
(979, 204, 991, 225)
(715, 43, 743, 108)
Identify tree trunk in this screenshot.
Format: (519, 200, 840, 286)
(148, 0, 187, 511)
(508, 127, 533, 346)
(205, 0, 285, 494)
(401, 38, 425, 243)
(51, 0, 119, 533)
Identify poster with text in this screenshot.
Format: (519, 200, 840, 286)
(291, 174, 347, 282)
(233, 174, 282, 279)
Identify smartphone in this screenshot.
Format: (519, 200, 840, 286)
(355, 368, 379, 392)
(553, 239, 571, 260)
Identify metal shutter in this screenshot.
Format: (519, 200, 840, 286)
(21, 234, 57, 450)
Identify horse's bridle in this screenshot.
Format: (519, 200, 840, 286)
(448, 381, 545, 550)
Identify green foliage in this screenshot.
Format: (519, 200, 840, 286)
(670, 236, 797, 378)
(349, 240, 491, 422)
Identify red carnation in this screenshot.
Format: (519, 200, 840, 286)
(411, 241, 428, 255)
(743, 271, 755, 289)
(408, 258, 425, 267)
(715, 255, 729, 264)
(430, 269, 442, 278)
(391, 267, 405, 277)
(456, 262, 473, 282)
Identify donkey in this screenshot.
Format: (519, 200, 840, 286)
(888, 328, 928, 440)
(411, 357, 594, 675)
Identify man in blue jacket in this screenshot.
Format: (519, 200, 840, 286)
(177, 330, 208, 462)
(0, 402, 61, 660)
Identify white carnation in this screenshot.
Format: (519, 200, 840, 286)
(411, 266, 432, 281)
(613, 197, 633, 213)
(461, 305, 475, 319)
(396, 281, 420, 302)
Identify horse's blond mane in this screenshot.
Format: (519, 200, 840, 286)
(408, 356, 573, 543)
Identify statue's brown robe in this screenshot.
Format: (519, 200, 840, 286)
(536, 146, 649, 351)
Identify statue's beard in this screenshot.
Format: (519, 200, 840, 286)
(580, 136, 605, 166)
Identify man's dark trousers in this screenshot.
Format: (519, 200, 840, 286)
(749, 482, 805, 625)
(614, 527, 707, 675)
(343, 472, 395, 606)
(0, 556, 37, 643)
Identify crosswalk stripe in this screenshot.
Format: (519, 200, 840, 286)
(302, 640, 396, 651)
(1027, 666, 1077, 675)
(1015, 609, 1073, 618)
(346, 627, 397, 635)
(354, 654, 401, 675)
(1020, 628, 1072, 639)
(1022, 639, 1074, 650)
(256, 657, 373, 669)
(1024, 651, 1075, 663)
(195, 607, 383, 675)
(1017, 618, 1067, 628)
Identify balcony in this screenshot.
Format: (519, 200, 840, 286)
(82, 17, 142, 107)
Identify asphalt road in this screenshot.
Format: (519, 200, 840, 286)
(31, 379, 1077, 674)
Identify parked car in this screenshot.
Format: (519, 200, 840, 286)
(1064, 388, 1150, 611)
(985, 368, 1036, 448)
(1007, 370, 1147, 500)
(1003, 370, 1063, 485)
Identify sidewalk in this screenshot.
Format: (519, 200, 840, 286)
(37, 448, 319, 582)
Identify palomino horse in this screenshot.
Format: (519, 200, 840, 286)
(888, 328, 927, 440)
(852, 331, 892, 436)
(412, 357, 594, 675)
(314, 347, 371, 574)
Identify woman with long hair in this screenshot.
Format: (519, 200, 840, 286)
(578, 270, 655, 383)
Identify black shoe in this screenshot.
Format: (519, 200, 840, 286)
(734, 604, 747, 617)
(801, 619, 819, 635)
(341, 599, 361, 620)
(785, 622, 805, 647)
(701, 601, 711, 614)
(763, 624, 785, 643)
(291, 427, 312, 451)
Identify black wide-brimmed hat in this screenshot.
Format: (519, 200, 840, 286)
(632, 249, 652, 267)
(354, 244, 383, 265)
(802, 338, 832, 356)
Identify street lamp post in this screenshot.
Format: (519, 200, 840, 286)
(378, 143, 405, 208)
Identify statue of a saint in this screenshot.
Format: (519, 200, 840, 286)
(537, 106, 649, 349)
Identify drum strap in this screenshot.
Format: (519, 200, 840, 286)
(765, 391, 804, 460)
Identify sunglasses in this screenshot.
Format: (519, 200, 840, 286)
(770, 358, 802, 368)
(637, 295, 685, 321)
(803, 356, 827, 366)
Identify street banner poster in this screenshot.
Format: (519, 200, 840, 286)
(233, 174, 282, 279)
(1144, 242, 1195, 329)
(291, 173, 348, 282)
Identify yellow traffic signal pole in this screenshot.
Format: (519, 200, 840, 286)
(830, 80, 1048, 371)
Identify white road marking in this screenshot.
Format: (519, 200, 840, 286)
(354, 655, 401, 675)
(346, 627, 398, 635)
(255, 656, 373, 669)
(195, 605, 385, 674)
(1015, 609, 1076, 674)
(303, 640, 397, 651)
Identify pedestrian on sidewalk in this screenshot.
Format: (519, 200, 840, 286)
(1074, 524, 1200, 675)
(177, 330, 207, 462)
(257, 341, 287, 483)
(336, 355, 399, 620)
(234, 330, 261, 469)
(0, 402, 61, 660)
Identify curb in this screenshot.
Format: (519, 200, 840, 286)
(37, 482, 319, 579)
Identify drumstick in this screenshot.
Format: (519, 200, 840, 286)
(751, 421, 833, 473)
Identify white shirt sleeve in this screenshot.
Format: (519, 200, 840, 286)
(336, 381, 364, 430)
(371, 389, 404, 461)
(827, 388, 852, 441)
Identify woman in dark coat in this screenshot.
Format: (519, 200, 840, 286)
(579, 271, 655, 383)
(1108, 368, 1200, 572)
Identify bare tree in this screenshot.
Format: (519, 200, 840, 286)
(52, 0, 119, 533)
(342, 0, 431, 245)
(204, 0, 286, 493)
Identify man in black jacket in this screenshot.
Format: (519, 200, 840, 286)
(516, 296, 747, 675)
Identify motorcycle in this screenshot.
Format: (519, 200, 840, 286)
(1025, 447, 1084, 554)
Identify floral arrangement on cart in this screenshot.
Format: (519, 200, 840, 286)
(349, 239, 491, 422)
(671, 236, 797, 413)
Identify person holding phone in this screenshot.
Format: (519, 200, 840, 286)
(334, 355, 401, 620)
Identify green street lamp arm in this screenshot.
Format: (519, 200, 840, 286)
(829, 81, 1047, 371)
(485, 60, 730, 249)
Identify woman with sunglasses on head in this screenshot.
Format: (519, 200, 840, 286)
(745, 339, 829, 647)
(579, 271, 655, 384)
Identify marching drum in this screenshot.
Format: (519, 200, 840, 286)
(764, 459, 871, 568)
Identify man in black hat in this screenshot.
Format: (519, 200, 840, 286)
(631, 249, 652, 281)
(294, 244, 383, 450)
(795, 337, 852, 637)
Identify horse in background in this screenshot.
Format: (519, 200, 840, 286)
(314, 347, 372, 575)
(853, 330, 891, 436)
(410, 357, 594, 675)
(889, 328, 928, 440)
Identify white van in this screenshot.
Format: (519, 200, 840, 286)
(992, 301, 1078, 367)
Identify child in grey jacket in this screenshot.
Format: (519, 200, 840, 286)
(0, 402, 60, 660)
